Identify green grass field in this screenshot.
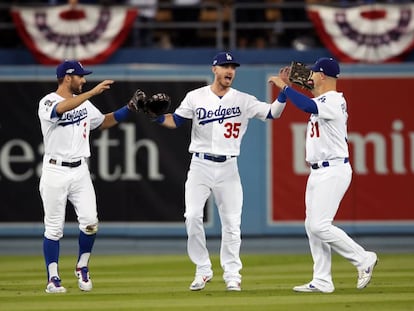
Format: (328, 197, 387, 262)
(0, 253, 413, 311)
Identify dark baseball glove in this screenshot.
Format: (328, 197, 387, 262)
(289, 61, 313, 90)
(128, 89, 147, 112)
(145, 93, 171, 116)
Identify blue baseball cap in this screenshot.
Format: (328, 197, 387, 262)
(310, 57, 340, 78)
(212, 52, 240, 67)
(56, 60, 92, 78)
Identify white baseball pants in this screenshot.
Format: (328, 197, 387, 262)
(184, 155, 243, 283)
(305, 162, 373, 291)
(39, 159, 98, 240)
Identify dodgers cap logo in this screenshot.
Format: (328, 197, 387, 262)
(212, 52, 240, 67)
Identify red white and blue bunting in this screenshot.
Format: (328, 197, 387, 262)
(11, 4, 137, 65)
(307, 4, 414, 63)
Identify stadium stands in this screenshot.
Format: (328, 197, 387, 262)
(1, 1, 414, 64)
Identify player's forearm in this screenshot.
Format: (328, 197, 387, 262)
(283, 86, 318, 114)
(155, 113, 177, 129)
(99, 113, 118, 129)
(269, 91, 287, 118)
(55, 90, 95, 115)
(269, 99, 286, 119)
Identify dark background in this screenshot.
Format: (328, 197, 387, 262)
(0, 80, 207, 222)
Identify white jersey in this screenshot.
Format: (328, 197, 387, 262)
(175, 86, 271, 156)
(306, 91, 349, 163)
(38, 92, 105, 160)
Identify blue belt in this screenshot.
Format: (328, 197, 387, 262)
(195, 153, 236, 163)
(49, 158, 82, 168)
(311, 158, 349, 170)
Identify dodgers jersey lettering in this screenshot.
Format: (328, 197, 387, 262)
(38, 92, 104, 160)
(306, 91, 349, 163)
(175, 86, 270, 156)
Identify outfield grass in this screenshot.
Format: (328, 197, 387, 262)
(0, 253, 413, 311)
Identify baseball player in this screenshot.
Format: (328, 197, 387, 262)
(38, 60, 137, 294)
(153, 52, 287, 291)
(268, 57, 378, 293)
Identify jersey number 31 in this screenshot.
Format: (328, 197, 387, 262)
(310, 121, 320, 138)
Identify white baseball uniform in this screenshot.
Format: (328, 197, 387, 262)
(175, 85, 285, 284)
(304, 91, 375, 292)
(38, 92, 104, 240)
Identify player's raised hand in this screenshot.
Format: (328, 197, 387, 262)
(90, 80, 114, 96)
(279, 66, 291, 84)
(268, 66, 292, 90)
(268, 75, 285, 89)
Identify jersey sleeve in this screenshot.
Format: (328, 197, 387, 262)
(244, 93, 270, 121)
(38, 94, 61, 122)
(174, 92, 195, 119)
(87, 102, 105, 130)
(314, 92, 346, 120)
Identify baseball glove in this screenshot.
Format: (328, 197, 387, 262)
(289, 61, 313, 90)
(145, 93, 171, 116)
(128, 89, 147, 112)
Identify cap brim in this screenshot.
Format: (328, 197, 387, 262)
(309, 64, 318, 72)
(215, 62, 240, 67)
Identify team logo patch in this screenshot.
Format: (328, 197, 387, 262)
(44, 99, 54, 107)
(318, 96, 327, 103)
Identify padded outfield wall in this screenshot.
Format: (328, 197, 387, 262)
(0, 63, 413, 237)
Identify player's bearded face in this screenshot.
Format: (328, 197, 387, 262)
(215, 66, 235, 88)
(69, 75, 85, 95)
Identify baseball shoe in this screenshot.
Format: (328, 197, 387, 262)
(226, 280, 241, 291)
(293, 283, 334, 293)
(75, 267, 93, 291)
(189, 275, 213, 291)
(357, 252, 378, 289)
(45, 276, 67, 294)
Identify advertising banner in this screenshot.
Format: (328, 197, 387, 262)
(0, 80, 207, 222)
(271, 76, 414, 221)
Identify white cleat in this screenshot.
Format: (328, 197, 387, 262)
(189, 275, 213, 291)
(357, 252, 378, 289)
(45, 276, 67, 294)
(75, 267, 93, 291)
(293, 283, 334, 293)
(226, 280, 241, 291)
